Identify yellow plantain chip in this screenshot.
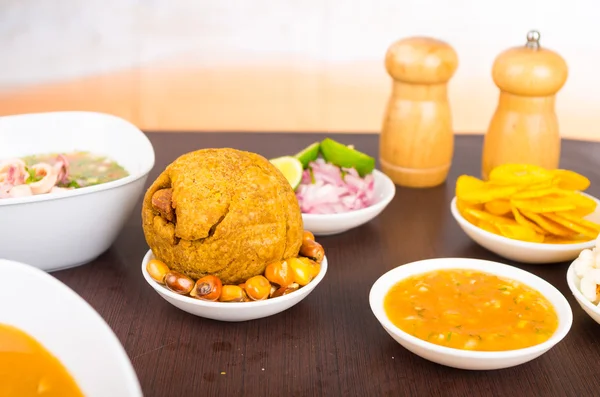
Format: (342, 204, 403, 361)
(464, 208, 516, 226)
(560, 207, 596, 217)
(456, 198, 484, 211)
(478, 219, 501, 235)
(511, 206, 547, 235)
(511, 196, 577, 213)
(554, 211, 600, 232)
(497, 223, 545, 243)
(489, 164, 555, 186)
(543, 235, 594, 244)
(456, 199, 483, 225)
(459, 183, 521, 204)
(484, 199, 512, 216)
(565, 192, 597, 211)
(552, 169, 591, 191)
(519, 209, 577, 237)
(456, 175, 486, 200)
(542, 213, 599, 240)
(511, 187, 571, 199)
(526, 179, 560, 190)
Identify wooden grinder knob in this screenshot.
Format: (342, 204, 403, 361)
(482, 31, 568, 179)
(380, 36, 459, 188)
(492, 31, 568, 97)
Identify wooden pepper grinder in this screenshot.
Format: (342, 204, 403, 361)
(481, 30, 568, 180)
(380, 36, 458, 188)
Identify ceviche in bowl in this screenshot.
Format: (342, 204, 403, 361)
(270, 138, 395, 236)
(1, 151, 129, 199)
(0, 111, 155, 271)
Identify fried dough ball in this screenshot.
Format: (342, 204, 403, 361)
(142, 148, 303, 284)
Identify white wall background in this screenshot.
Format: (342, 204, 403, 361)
(1, 0, 599, 136)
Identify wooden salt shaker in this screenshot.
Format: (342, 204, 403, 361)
(380, 36, 458, 188)
(481, 31, 568, 180)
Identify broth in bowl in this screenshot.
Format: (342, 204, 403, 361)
(1, 151, 129, 199)
(384, 269, 559, 352)
(0, 323, 84, 396)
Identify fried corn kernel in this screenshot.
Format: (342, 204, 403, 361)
(295, 257, 321, 278)
(244, 275, 271, 301)
(264, 260, 295, 287)
(164, 271, 195, 295)
(271, 283, 300, 298)
(190, 275, 223, 301)
(219, 285, 245, 302)
(299, 239, 325, 263)
(146, 259, 171, 284)
(303, 230, 315, 242)
(288, 257, 317, 286)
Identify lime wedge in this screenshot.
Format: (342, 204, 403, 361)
(320, 138, 375, 176)
(295, 142, 321, 168)
(270, 156, 304, 190)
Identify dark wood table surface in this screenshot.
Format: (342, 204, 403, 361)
(53, 133, 600, 397)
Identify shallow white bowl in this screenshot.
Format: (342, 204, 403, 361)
(301, 169, 396, 236)
(0, 111, 155, 272)
(0, 259, 142, 396)
(369, 257, 572, 370)
(566, 259, 600, 325)
(141, 249, 328, 322)
(450, 196, 600, 264)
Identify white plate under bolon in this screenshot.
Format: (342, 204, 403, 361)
(141, 249, 328, 322)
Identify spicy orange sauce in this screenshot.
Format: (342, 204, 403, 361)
(384, 269, 559, 351)
(0, 323, 84, 397)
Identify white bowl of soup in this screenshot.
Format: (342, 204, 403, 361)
(0, 258, 142, 396)
(0, 111, 155, 271)
(450, 196, 600, 264)
(369, 257, 572, 370)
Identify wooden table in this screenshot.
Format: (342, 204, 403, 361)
(54, 133, 600, 397)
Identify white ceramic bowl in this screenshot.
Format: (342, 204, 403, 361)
(566, 259, 600, 325)
(141, 249, 328, 322)
(450, 196, 600, 264)
(301, 169, 395, 236)
(369, 257, 572, 370)
(0, 258, 142, 396)
(0, 111, 155, 272)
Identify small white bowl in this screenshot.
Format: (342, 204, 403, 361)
(0, 259, 142, 396)
(566, 259, 600, 325)
(369, 257, 572, 370)
(141, 249, 328, 322)
(0, 111, 155, 272)
(301, 169, 396, 236)
(450, 196, 600, 264)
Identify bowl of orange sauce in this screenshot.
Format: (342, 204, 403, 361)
(369, 258, 572, 370)
(0, 258, 142, 396)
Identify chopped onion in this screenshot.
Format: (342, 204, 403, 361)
(296, 159, 375, 214)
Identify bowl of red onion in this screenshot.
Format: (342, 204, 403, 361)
(272, 139, 396, 236)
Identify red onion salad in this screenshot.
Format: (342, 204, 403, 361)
(296, 159, 375, 214)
